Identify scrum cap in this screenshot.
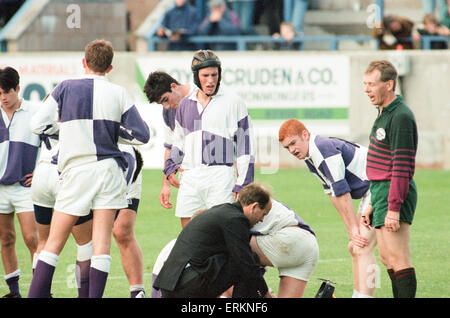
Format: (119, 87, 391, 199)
(191, 50, 222, 96)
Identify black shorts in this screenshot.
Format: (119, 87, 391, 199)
(34, 205, 93, 226)
(114, 198, 140, 221)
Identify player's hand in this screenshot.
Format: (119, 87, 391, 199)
(167, 173, 180, 188)
(361, 204, 373, 230)
(384, 210, 400, 232)
(233, 192, 238, 200)
(350, 227, 368, 248)
(23, 173, 33, 187)
(159, 185, 172, 209)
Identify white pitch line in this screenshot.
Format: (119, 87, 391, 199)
(318, 257, 347, 263)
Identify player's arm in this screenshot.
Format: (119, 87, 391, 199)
(159, 147, 174, 208)
(386, 112, 417, 232)
(118, 92, 150, 145)
(329, 193, 368, 248)
(317, 151, 367, 247)
(30, 92, 60, 136)
(163, 112, 184, 187)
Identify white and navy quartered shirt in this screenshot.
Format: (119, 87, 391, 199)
(0, 100, 41, 186)
(30, 75, 150, 174)
(251, 199, 315, 236)
(164, 87, 255, 193)
(305, 134, 370, 199)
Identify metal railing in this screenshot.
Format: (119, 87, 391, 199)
(145, 34, 380, 51)
(145, 34, 449, 52)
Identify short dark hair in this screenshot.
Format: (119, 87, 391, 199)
(0, 66, 20, 92)
(238, 183, 271, 210)
(84, 39, 114, 73)
(143, 71, 179, 104)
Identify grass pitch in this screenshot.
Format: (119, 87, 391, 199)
(1, 168, 449, 298)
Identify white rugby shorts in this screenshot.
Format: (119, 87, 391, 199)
(126, 171, 142, 200)
(31, 161, 59, 208)
(54, 158, 128, 216)
(0, 182, 34, 214)
(175, 165, 235, 218)
(255, 226, 319, 281)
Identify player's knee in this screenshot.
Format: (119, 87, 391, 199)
(22, 232, 38, 250)
(112, 226, 133, 245)
(348, 241, 374, 258)
(0, 230, 16, 247)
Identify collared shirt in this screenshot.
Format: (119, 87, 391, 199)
(305, 134, 370, 199)
(161, 84, 197, 150)
(0, 100, 41, 186)
(367, 95, 417, 211)
(164, 87, 255, 193)
(30, 74, 150, 173)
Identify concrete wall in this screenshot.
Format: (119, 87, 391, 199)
(13, 0, 128, 52)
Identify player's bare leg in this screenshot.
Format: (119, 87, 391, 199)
(89, 209, 116, 298)
(0, 213, 18, 275)
(349, 215, 378, 297)
(71, 219, 93, 298)
(180, 217, 190, 228)
(278, 276, 307, 298)
(16, 211, 38, 262)
(0, 213, 21, 297)
(28, 211, 78, 297)
(113, 209, 145, 297)
(377, 223, 415, 297)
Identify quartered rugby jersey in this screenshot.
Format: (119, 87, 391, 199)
(366, 95, 417, 212)
(164, 87, 255, 193)
(0, 100, 41, 186)
(162, 84, 197, 150)
(30, 74, 150, 173)
(305, 134, 370, 199)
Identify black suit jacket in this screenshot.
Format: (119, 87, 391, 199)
(153, 202, 268, 296)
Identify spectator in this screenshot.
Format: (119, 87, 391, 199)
(273, 21, 302, 50)
(227, 0, 257, 35)
(197, 0, 241, 50)
(441, 0, 450, 28)
(422, 0, 446, 16)
(417, 13, 449, 49)
(255, 0, 283, 36)
(283, 0, 309, 34)
(156, 0, 201, 51)
(373, 15, 415, 50)
(0, 0, 25, 28)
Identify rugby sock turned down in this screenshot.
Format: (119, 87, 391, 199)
(5, 269, 21, 296)
(394, 267, 416, 298)
(130, 284, 146, 298)
(76, 241, 93, 298)
(27, 250, 59, 298)
(89, 254, 111, 298)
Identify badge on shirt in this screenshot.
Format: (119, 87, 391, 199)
(376, 128, 386, 141)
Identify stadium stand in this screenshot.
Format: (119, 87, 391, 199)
(1, 0, 449, 52)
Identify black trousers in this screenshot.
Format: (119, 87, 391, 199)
(161, 265, 264, 298)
